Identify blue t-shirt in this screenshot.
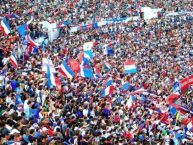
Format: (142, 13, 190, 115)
(11, 80, 17, 91)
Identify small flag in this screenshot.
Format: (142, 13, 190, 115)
(9, 53, 18, 68)
(94, 64, 101, 75)
(58, 61, 74, 79)
(120, 82, 130, 91)
(173, 81, 180, 93)
(46, 65, 61, 90)
(0, 18, 11, 35)
(104, 46, 114, 56)
(124, 59, 137, 74)
(103, 85, 114, 96)
(104, 62, 111, 70)
(126, 96, 135, 108)
(130, 88, 147, 95)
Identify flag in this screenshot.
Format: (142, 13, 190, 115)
(94, 64, 101, 76)
(104, 62, 111, 70)
(83, 42, 94, 60)
(169, 107, 177, 117)
(189, 75, 193, 85)
(104, 85, 114, 96)
(167, 93, 180, 105)
(9, 53, 18, 68)
(58, 61, 74, 79)
(42, 58, 56, 73)
(130, 88, 147, 95)
(0, 18, 11, 35)
(124, 59, 137, 74)
(82, 57, 90, 66)
(126, 96, 135, 108)
(17, 24, 27, 37)
(185, 121, 193, 131)
(180, 78, 189, 92)
(120, 82, 130, 91)
(173, 81, 180, 93)
(83, 42, 94, 51)
(84, 50, 93, 59)
(17, 16, 33, 37)
(26, 34, 40, 47)
(104, 78, 113, 87)
(46, 65, 61, 90)
(68, 58, 80, 74)
(80, 66, 94, 78)
(104, 46, 114, 56)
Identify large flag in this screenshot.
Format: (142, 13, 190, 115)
(80, 66, 94, 78)
(46, 65, 61, 90)
(68, 58, 80, 74)
(188, 75, 193, 85)
(84, 50, 93, 59)
(58, 61, 74, 79)
(9, 53, 18, 68)
(180, 78, 189, 92)
(26, 34, 40, 47)
(17, 16, 33, 37)
(17, 24, 27, 37)
(42, 58, 56, 73)
(124, 59, 137, 74)
(0, 18, 11, 35)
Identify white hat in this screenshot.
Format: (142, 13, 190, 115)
(10, 129, 20, 134)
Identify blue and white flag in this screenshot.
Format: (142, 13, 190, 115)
(84, 50, 93, 59)
(80, 66, 94, 79)
(173, 81, 180, 93)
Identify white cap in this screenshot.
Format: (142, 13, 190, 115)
(10, 129, 20, 134)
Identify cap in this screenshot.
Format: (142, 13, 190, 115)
(10, 129, 20, 135)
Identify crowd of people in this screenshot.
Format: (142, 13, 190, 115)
(0, 0, 193, 145)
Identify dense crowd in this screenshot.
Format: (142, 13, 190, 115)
(0, 0, 193, 145)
